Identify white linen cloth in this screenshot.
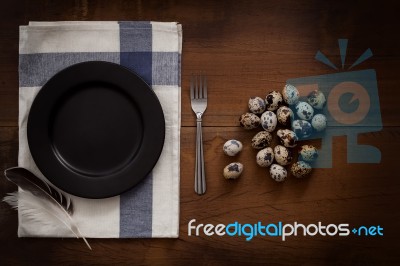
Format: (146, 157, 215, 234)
(18, 21, 181, 238)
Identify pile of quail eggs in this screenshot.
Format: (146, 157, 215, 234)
(222, 84, 327, 182)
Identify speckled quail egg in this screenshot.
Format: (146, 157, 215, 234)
(223, 162, 244, 179)
(299, 145, 318, 162)
(282, 84, 300, 105)
(223, 140, 243, 156)
(276, 106, 294, 126)
(277, 129, 298, 148)
(291, 161, 312, 178)
(307, 90, 326, 110)
(256, 147, 274, 167)
(239, 113, 261, 130)
(251, 131, 273, 149)
(311, 114, 327, 132)
(295, 101, 314, 121)
(269, 164, 287, 182)
(292, 119, 313, 139)
(248, 96, 266, 114)
(265, 91, 283, 111)
(260, 111, 277, 132)
(274, 145, 293, 166)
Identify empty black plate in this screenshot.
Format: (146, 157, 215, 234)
(27, 61, 165, 198)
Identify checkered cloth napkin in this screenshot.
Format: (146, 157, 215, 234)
(18, 21, 181, 238)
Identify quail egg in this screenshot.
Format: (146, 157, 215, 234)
(277, 129, 298, 148)
(295, 101, 314, 121)
(223, 140, 243, 156)
(265, 91, 283, 111)
(274, 145, 293, 166)
(223, 162, 244, 179)
(256, 147, 274, 167)
(276, 106, 294, 126)
(282, 84, 299, 105)
(239, 113, 261, 130)
(299, 145, 318, 162)
(269, 164, 287, 182)
(251, 131, 273, 149)
(291, 161, 312, 178)
(260, 111, 277, 132)
(311, 114, 327, 132)
(307, 90, 326, 110)
(292, 120, 313, 139)
(248, 96, 266, 114)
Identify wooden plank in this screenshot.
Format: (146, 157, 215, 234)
(0, 126, 399, 263)
(1, 1, 400, 127)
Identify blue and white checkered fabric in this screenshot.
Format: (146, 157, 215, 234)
(18, 21, 181, 238)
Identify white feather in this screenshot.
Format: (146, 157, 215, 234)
(3, 191, 91, 250)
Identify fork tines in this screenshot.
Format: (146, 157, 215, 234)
(190, 74, 207, 100)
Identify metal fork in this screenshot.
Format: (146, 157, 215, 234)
(190, 74, 208, 195)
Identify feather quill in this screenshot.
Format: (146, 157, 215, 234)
(3, 167, 91, 250)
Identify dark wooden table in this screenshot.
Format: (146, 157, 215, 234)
(1, 0, 399, 265)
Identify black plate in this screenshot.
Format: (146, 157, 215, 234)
(27, 61, 165, 199)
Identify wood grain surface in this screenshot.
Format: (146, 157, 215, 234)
(1, 0, 400, 265)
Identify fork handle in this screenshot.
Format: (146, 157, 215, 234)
(195, 117, 206, 195)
